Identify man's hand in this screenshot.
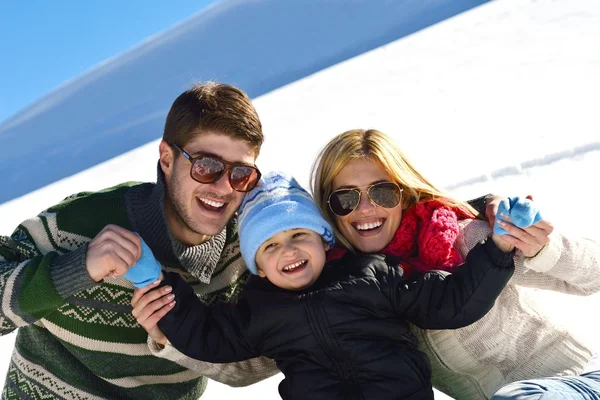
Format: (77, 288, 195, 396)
(131, 277, 174, 346)
(86, 225, 142, 282)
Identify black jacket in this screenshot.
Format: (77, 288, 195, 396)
(158, 237, 514, 400)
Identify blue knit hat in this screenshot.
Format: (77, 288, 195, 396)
(238, 171, 335, 275)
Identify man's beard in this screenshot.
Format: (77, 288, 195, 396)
(165, 172, 233, 238)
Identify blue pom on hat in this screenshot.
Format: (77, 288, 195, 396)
(493, 196, 543, 236)
(124, 237, 162, 288)
(238, 172, 335, 275)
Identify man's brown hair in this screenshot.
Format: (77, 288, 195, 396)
(163, 82, 263, 155)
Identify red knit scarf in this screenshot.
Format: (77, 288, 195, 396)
(327, 199, 475, 277)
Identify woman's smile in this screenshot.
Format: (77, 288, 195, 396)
(331, 159, 403, 253)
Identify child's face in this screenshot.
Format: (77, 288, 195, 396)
(256, 228, 329, 291)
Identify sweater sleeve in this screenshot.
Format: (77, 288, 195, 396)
(391, 238, 515, 329)
(157, 272, 260, 363)
(147, 336, 279, 387)
(0, 214, 98, 335)
(456, 219, 600, 296)
(513, 232, 600, 295)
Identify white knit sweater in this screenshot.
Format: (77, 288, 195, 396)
(412, 219, 600, 399)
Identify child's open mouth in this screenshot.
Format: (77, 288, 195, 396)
(282, 260, 308, 273)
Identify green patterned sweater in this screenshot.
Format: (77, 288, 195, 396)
(0, 171, 278, 399)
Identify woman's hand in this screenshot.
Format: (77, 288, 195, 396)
(495, 215, 553, 257)
(131, 276, 175, 346)
(485, 195, 553, 257)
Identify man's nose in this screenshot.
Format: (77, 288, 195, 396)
(210, 171, 234, 195)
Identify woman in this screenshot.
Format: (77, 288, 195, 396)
(310, 128, 600, 399)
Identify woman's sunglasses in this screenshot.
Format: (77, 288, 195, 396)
(171, 143, 261, 192)
(327, 182, 403, 217)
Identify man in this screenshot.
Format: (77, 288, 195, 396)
(0, 83, 278, 399)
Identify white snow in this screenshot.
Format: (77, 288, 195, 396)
(0, 0, 485, 205)
(1, 0, 599, 399)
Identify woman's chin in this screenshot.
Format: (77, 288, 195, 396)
(354, 239, 387, 254)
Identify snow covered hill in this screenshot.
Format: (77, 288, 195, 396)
(1, 0, 599, 399)
(0, 0, 488, 204)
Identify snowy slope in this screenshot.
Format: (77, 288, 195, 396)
(1, 0, 599, 399)
(0, 0, 488, 204)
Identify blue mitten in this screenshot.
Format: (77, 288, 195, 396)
(493, 196, 543, 236)
(124, 237, 162, 288)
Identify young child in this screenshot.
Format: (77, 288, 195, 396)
(145, 172, 515, 400)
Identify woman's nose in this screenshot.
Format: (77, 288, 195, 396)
(355, 190, 375, 213)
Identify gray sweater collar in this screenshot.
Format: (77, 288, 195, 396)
(124, 163, 226, 284)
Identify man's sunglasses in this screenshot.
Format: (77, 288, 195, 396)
(171, 143, 261, 192)
(327, 182, 403, 217)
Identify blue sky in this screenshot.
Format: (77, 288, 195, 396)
(0, 0, 216, 125)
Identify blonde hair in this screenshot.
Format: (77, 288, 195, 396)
(310, 129, 477, 251)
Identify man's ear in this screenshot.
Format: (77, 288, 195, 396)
(159, 140, 175, 178)
(257, 268, 267, 278)
(323, 241, 331, 252)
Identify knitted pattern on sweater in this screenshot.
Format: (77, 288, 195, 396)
(0, 169, 277, 399)
(412, 219, 600, 399)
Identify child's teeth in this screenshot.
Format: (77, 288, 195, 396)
(283, 260, 305, 271)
